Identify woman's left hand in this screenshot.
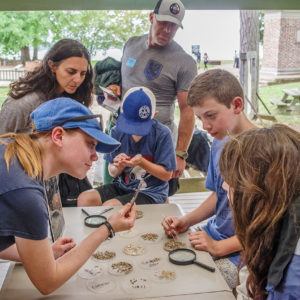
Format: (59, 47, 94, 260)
(188, 231, 219, 257)
(52, 237, 76, 259)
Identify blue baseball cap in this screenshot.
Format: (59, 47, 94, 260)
(117, 87, 156, 136)
(30, 97, 120, 153)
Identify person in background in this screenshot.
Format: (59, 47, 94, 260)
(203, 52, 209, 70)
(162, 69, 257, 289)
(107, 0, 197, 196)
(219, 124, 300, 300)
(195, 50, 201, 69)
(0, 97, 136, 295)
(78, 87, 177, 206)
(233, 50, 239, 68)
(0, 38, 94, 206)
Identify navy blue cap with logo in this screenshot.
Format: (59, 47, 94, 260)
(117, 87, 156, 137)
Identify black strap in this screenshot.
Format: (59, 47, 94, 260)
(103, 221, 115, 238)
(56, 114, 102, 127)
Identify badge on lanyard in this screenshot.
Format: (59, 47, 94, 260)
(126, 58, 136, 68)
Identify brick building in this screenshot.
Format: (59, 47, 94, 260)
(261, 10, 300, 75)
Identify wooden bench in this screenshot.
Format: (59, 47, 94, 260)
(269, 98, 288, 107)
(270, 88, 300, 110)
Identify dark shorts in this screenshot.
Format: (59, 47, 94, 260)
(96, 183, 156, 205)
(168, 177, 179, 196)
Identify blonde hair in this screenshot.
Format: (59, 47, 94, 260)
(0, 132, 48, 179)
(219, 124, 300, 299)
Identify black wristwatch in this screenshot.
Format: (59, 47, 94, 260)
(176, 150, 189, 160)
(102, 221, 115, 238)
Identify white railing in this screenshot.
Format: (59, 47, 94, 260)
(0, 69, 26, 81)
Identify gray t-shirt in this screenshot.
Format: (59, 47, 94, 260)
(121, 35, 197, 140)
(0, 92, 45, 135)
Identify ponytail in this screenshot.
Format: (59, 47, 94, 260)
(0, 133, 43, 179)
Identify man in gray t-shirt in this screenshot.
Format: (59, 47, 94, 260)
(110, 0, 197, 193)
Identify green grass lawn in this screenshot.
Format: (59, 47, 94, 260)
(257, 81, 300, 126)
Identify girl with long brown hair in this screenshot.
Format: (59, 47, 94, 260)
(219, 124, 300, 299)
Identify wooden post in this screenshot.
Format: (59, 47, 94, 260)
(240, 51, 257, 118)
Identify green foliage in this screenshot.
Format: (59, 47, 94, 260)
(0, 12, 52, 56)
(51, 11, 149, 56)
(0, 10, 150, 59)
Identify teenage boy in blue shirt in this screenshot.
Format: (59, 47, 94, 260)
(78, 87, 177, 206)
(162, 69, 257, 289)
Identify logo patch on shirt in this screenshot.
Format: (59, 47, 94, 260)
(170, 3, 180, 15)
(126, 57, 136, 68)
(144, 59, 162, 80)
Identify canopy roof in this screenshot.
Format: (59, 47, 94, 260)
(1, 0, 300, 11)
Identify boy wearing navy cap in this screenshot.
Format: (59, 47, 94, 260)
(78, 87, 177, 206)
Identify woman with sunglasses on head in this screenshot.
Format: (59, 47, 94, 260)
(0, 97, 136, 295)
(219, 124, 300, 300)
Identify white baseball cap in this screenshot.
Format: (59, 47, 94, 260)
(153, 0, 185, 29)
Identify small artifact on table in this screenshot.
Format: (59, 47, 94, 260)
(140, 257, 162, 269)
(164, 240, 186, 252)
(119, 228, 139, 238)
(129, 278, 149, 289)
(122, 277, 151, 293)
(136, 210, 143, 219)
(153, 270, 176, 283)
(87, 277, 115, 293)
(123, 243, 145, 256)
(109, 261, 133, 275)
(140, 233, 159, 242)
(92, 250, 116, 261)
(78, 265, 104, 279)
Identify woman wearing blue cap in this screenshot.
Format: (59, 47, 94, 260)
(0, 97, 136, 295)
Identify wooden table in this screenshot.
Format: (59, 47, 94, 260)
(0, 204, 235, 300)
(270, 88, 300, 111)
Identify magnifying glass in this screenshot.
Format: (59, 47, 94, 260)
(169, 248, 215, 272)
(81, 208, 107, 228)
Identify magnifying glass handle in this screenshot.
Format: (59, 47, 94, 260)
(193, 261, 215, 272)
(81, 208, 90, 217)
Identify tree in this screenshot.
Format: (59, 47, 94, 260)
(50, 11, 149, 56)
(0, 10, 150, 62)
(0, 12, 52, 64)
(239, 10, 260, 115)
